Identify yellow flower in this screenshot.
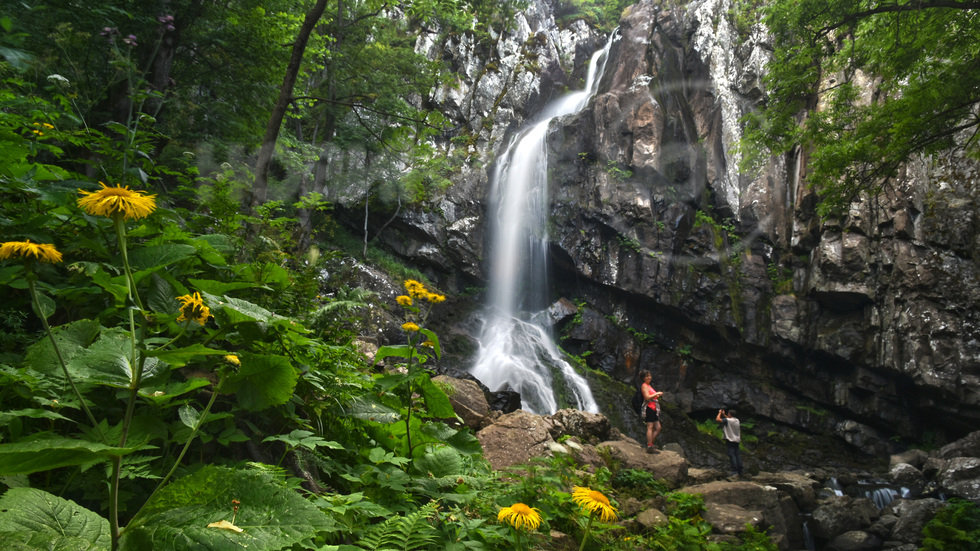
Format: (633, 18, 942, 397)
(396, 295, 413, 306)
(498, 503, 542, 531)
(176, 292, 211, 325)
(224, 355, 240, 366)
(426, 292, 446, 304)
(571, 486, 617, 522)
(0, 240, 63, 263)
(422, 340, 434, 348)
(77, 182, 157, 220)
(401, 322, 420, 332)
(404, 279, 425, 298)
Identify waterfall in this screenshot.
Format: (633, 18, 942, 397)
(470, 32, 618, 415)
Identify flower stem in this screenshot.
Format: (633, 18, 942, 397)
(578, 513, 596, 551)
(27, 278, 107, 444)
(127, 372, 228, 527)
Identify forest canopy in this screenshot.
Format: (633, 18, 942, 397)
(740, 0, 980, 216)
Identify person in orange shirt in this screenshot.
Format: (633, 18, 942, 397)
(638, 370, 664, 454)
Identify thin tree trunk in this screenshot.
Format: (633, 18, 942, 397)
(250, 0, 329, 208)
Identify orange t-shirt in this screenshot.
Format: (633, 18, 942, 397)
(641, 383, 659, 411)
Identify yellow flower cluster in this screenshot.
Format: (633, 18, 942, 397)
(401, 322, 420, 332)
(0, 240, 63, 264)
(396, 295, 413, 306)
(77, 182, 157, 220)
(571, 486, 617, 522)
(224, 355, 241, 366)
(403, 279, 445, 304)
(498, 503, 542, 531)
(176, 292, 211, 325)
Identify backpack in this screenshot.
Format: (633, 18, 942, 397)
(631, 387, 644, 415)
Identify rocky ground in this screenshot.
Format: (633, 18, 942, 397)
(435, 374, 980, 551)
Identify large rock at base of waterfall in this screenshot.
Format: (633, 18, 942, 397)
(546, 409, 611, 443)
(886, 498, 945, 545)
(476, 410, 555, 470)
(702, 502, 765, 534)
(749, 471, 820, 511)
(810, 496, 880, 541)
(824, 531, 882, 551)
(937, 457, 980, 504)
(679, 481, 796, 549)
(433, 375, 489, 431)
(938, 430, 980, 459)
(596, 440, 688, 486)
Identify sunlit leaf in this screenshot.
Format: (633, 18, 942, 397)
(0, 487, 109, 550)
(120, 466, 334, 550)
(0, 436, 149, 475)
(223, 353, 298, 411)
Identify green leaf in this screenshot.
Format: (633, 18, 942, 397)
(374, 345, 413, 363)
(147, 273, 179, 315)
(262, 430, 343, 452)
(70, 327, 168, 389)
(419, 328, 441, 359)
(0, 487, 110, 550)
(120, 466, 334, 550)
(0, 409, 72, 425)
(142, 344, 230, 368)
(126, 244, 196, 271)
(203, 292, 284, 325)
(223, 353, 298, 411)
(0, 437, 148, 475)
(178, 405, 201, 429)
(24, 319, 101, 375)
(188, 278, 269, 295)
(413, 446, 463, 478)
(346, 395, 400, 423)
(31, 289, 56, 320)
(138, 378, 211, 404)
(418, 374, 455, 418)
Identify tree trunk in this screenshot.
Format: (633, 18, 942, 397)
(250, 0, 330, 208)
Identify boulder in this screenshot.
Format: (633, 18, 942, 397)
(810, 496, 879, 541)
(888, 463, 925, 493)
(679, 480, 793, 547)
(629, 507, 669, 533)
(597, 440, 689, 486)
(433, 375, 489, 431)
(890, 449, 929, 470)
(937, 457, 980, 504)
(886, 498, 945, 545)
(476, 410, 555, 470)
(938, 430, 980, 460)
(750, 471, 820, 511)
(547, 409, 611, 443)
(702, 502, 765, 534)
(824, 530, 882, 551)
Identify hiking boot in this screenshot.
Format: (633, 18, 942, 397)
(646, 446, 658, 454)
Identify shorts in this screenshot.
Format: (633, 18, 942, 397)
(645, 406, 659, 423)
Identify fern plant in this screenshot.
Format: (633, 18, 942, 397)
(356, 502, 439, 551)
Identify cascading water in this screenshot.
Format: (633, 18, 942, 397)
(470, 32, 618, 414)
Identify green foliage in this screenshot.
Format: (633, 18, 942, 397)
(555, 0, 632, 30)
(921, 499, 980, 551)
(738, 0, 980, 217)
(120, 466, 335, 550)
(355, 501, 439, 551)
(0, 487, 110, 550)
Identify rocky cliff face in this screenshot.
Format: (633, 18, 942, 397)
(368, 0, 980, 458)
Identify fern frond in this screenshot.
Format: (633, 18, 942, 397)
(356, 502, 439, 551)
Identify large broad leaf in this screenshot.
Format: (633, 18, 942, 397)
(143, 343, 230, 368)
(126, 244, 196, 271)
(0, 487, 110, 550)
(70, 327, 168, 389)
(418, 374, 455, 419)
(421, 423, 483, 456)
(413, 446, 463, 479)
(119, 465, 334, 551)
(0, 409, 72, 425)
(188, 278, 269, 296)
(203, 292, 283, 325)
(24, 319, 101, 375)
(223, 353, 298, 411)
(345, 395, 400, 423)
(0, 436, 148, 475)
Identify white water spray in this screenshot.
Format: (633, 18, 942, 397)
(471, 33, 618, 414)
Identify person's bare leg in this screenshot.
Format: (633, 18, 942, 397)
(651, 421, 661, 446)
